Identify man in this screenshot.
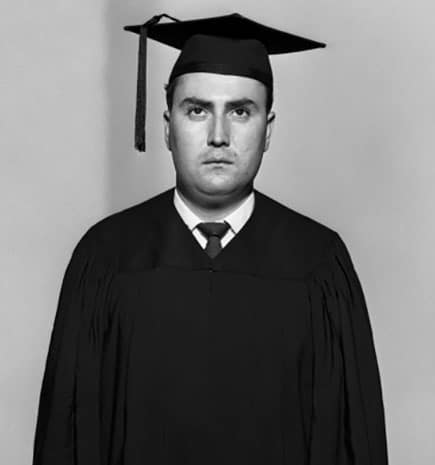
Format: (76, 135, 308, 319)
(33, 13, 388, 465)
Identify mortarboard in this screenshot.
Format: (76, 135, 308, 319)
(124, 13, 326, 152)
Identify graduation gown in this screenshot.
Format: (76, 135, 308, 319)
(33, 188, 388, 465)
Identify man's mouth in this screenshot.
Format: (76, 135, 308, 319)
(204, 160, 232, 164)
(203, 156, 234, 164)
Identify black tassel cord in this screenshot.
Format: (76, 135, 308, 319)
(134, 14, 180, 152)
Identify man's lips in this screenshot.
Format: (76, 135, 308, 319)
(202, 151, 235, 165)
(203, 159, 233, 164)
(203, 156, 234, 164)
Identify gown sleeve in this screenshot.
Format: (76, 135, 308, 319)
(307, 233, 388, 465)
(33, 230, 113, 465)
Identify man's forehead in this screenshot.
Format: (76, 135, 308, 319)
(174, 72, 267, 97)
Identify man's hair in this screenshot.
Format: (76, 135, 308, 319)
(164, 78, 274, 113)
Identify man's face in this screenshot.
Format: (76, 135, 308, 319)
(164, 72, 275, 204)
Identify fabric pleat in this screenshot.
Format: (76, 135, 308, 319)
(33, 231, 114, 465)
(307, 234, 388, 464)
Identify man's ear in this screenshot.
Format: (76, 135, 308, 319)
(163, 110, 171, 150)
(264, 111, 276, 152)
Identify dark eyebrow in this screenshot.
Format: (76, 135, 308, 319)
(178, 97, 213, 110)
(225, 98, 258, 111)
(178, 97, 259, 111)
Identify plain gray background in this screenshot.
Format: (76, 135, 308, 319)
(1, 0, 434, 463)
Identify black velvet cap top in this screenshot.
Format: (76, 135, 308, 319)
(124, 13, 326, 152)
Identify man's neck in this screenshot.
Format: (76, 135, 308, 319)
(175, 186, 253, 222)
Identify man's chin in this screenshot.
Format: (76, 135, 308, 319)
(195, 180, 253, 204)
(197, 181, 237, 198)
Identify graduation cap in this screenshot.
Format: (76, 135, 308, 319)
(124, 13, 326, 152)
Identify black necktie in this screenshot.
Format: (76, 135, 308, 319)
(197, 222, 230, 259)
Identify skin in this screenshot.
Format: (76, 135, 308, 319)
(163, 72, 275, 221)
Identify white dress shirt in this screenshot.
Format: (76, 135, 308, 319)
(173, 189, 255, 249)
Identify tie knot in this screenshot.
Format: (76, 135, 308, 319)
(197, 222, 230, 240)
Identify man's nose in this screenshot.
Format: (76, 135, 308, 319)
(207, 114, 230, 147)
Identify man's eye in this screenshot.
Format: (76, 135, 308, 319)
(233, 108, 250, 118)
(187, 106, 206, 116)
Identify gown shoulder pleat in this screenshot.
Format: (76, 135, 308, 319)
(306, 233, 388, 465)
(33, 228, 116, 465)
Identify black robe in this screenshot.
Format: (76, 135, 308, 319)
(33, 188, 388, 465)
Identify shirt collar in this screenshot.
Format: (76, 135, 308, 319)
(173, 188, 255, 234)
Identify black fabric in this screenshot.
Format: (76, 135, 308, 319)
(33, 188, 388, 465)
(167, 34, 273, 89)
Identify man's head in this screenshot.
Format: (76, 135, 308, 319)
(162, 32, 276, 208)
(124, 13, 325, 162)
(163, 72, 275, 206)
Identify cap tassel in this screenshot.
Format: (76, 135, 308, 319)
(134, 14, 180, 152)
